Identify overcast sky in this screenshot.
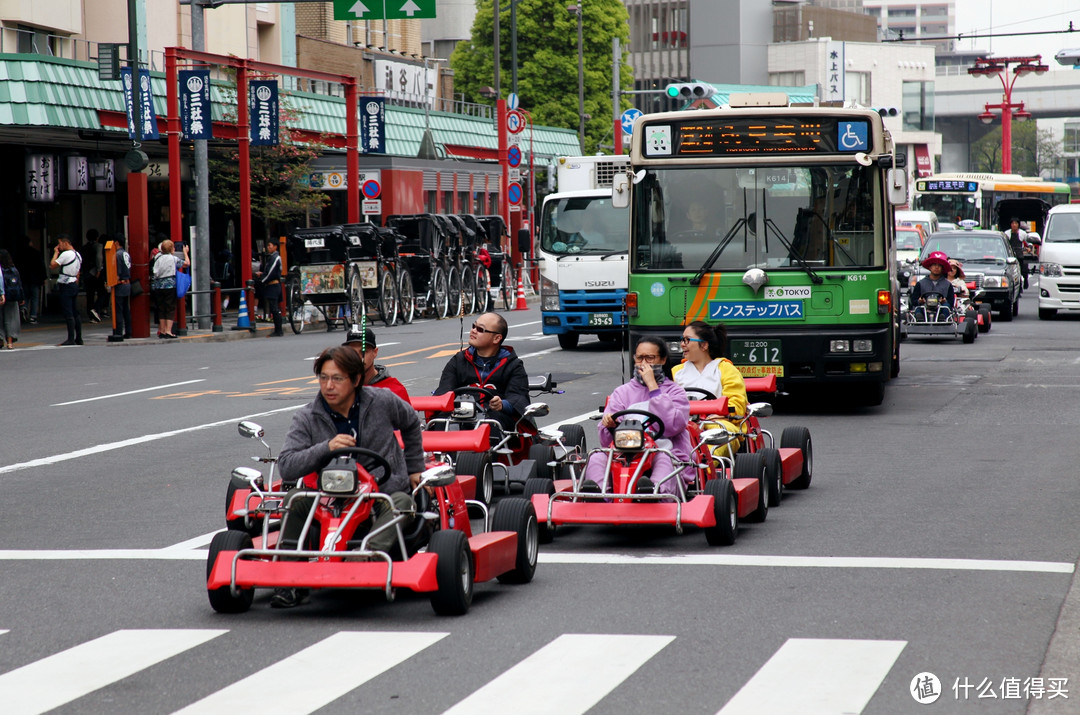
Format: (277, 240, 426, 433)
(953, 0, 1080, 68)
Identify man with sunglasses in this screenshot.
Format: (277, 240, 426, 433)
(434, 311, 530, 435)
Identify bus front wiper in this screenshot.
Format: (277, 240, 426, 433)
(689, 219, 747, 285)
(763, 216, 824, 284)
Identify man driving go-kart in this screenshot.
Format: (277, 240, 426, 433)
(581, 336, 692, 496)
(908, 251, 956, 321)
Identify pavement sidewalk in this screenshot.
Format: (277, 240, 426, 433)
(4, 312, 288, 349)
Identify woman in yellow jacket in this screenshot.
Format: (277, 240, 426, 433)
(671, 320, 748, 457)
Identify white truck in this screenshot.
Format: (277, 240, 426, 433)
(538, 155, 630, 349)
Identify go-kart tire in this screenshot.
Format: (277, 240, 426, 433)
(555, 424, 587, 480)
(734, 452, 768, 523)
(703, 479, 737, 546)
(491, 497, 539, 584)
(207, 531, 254, 614)
(978, 304, 992, 332)
(456, 452, 494, 507)
(780, 426, 813, 489)
(523, 478, 556, 543)
(225, 474, 262, 536)
(429, 529, 474, 616)
(759, 447, 783, 507)
(557, 332, 579, 350)
(962, 314, 977, 343)
(529, 443, 557, 481)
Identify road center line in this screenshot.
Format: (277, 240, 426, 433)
(50, 380, 206, 407)
(0, 405, 303, 476)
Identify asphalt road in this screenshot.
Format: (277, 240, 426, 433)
(0, 287, 1078, 714)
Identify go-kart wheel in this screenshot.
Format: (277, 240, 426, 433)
(978, 304, 992, 332)
(207, 531, 254, 613)
(429, 529, 473, 616)
(683, 387, 718, 401)
(523, 478, 556, 543)
(326, 447, 394, 487)
(554, 424, 587, 479)
(962, 313, 978, 343)
(491, 497, 539, 584)
(703, 479, 737, 546)
(780, 426, 813, 489)
(759, 447, 783, 507)
(734, 452, 768, 523)
(528, 443, 557, 481)
(225, 474, 263, 536)
(456, 451, 494, 507)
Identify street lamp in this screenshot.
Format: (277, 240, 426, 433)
(967, 55, 1049, 173)
(567, 2, 585, 153)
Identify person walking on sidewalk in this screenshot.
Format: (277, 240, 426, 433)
(256, 239, 283, 337)
(50, 234, 83, 346)
(81, 228, 103, 323)
(0, 250, 23, 349)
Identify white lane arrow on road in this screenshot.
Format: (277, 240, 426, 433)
(400, 0, 422, 16)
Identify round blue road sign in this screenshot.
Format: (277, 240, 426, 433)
(508, 182, 522, 205)
(507, 145, 522, 168)
(621, 108, 643, 135)
(362, 179, 381, 199)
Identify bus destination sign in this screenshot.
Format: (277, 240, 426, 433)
(643, 117, 872, 158)
(915, 180, 978, 193)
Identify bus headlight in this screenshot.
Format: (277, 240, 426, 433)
(1041, 262, 1062, 277)
(829, 340, 850, 352)
(853, 339, 873, 352)
(540, 275, 560, 311)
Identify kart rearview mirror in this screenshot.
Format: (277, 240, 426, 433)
(746, 402, 773, 418)
(700, 428, 737, 446)
(524, 402, 550, 418)
(420, 465, 457, 488)
(238, 421, 264, 439)
(231, 466, 263, 484)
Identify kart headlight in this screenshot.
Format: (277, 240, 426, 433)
(1041, 262, 1062, 277)
(453, 401, 476, 419)
(924, 295, 940, 309)
(614, 427, 644, 450)
(319, 467, 357, 494)
(982, 276, 1004, 288)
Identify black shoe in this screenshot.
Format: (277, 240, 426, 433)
(75, 338, 84, 345)
(89, 309, 101, 322)
(59, 339, 76, 346)
(635, 477, 655, 494)
(268, 331, 284, 337)
(270, 587, 310, 609)
(123, 333, 132, 339)
(579, 479, 601, 494)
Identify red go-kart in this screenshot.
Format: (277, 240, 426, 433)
(208, 423, 539, 615)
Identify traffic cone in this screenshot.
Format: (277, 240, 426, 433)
(515, 270, 528, 311)
(233, 289, 251, 330)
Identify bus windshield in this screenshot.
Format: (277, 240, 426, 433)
(912, 192, 978, 223)
(540, 197, 628, 255)
(631, 164, 883, 272)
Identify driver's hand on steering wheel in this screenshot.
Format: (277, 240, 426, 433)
(328, 434, 356, 451)
(600, 413, 616, 429)
(488, 395, 503, 412)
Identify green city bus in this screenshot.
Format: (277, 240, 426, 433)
(613, 97, 909, 405)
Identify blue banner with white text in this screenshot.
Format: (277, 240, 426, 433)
(248, 80, 279, 147)
(179, 69, 212, 140)
(361, 97, 385, 154)
(121, 67, 160, 141)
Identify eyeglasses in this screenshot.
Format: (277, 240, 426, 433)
(471, 323, 500, 336)
(633, 354, 663, 363)
(317, 373, 349, 385)
(680, 336, 705, 344)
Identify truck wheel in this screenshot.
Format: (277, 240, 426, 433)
(429, 530, 473, 616)
(780, 426, 813, 489)
(207, 531, 254, 614)
(492, 498, 539, 584)
(557, 332, 579, 349)
(703, 479, 737, 546)
(734, 452, 767, 523)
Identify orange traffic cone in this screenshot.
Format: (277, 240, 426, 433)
(515, 270, 528, 311)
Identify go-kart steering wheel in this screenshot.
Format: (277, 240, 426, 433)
(326, 447, 394, 487)
(453, 386, 500, 407)
(606, 408, 667, 438)
(683, 387, 718, 401)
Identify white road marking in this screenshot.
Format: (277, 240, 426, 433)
(50, 379, 206, 406)
(0, 405, 302, 476)
(517, 346, 561, 359)
(542, 410, 602, 431)
(0, 629, 225, 715)
(444, 633, 674, 715)
(717, 639, 906, 714)
(174, 631, 448, 715)
(509, 320, 541, 328)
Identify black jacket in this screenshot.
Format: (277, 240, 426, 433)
(435, 345, 529, 419)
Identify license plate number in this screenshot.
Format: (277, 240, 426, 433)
(588, 313, 614, 326)
(730, 339, 782, 365)
(304, 238, 325, 248)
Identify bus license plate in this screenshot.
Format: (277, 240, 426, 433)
(588, 313, 614, 327)
(730, 339, 782, 366)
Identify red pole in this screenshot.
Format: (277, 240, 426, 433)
(212, 281, 223, 332)
(237, 60, 252, 288)
(128, 172, 150, 338)
(614, 118, 623, 155)
(346, 79, 359, 224)
(1001, 96, 1013, 175)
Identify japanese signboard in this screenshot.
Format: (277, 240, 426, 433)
(361, 97, 386, 154)
(708, 301, 805, 321)
(374, 60, 437, 107)
(92, 160, 115, 192)
(121, 67, 161, 140)
(66, 156, 90, 192)
(825, 41, 845, 103)
(179, 69, 212, 141)
(26, 154, 56, 202)
(248, 80, 279, 147)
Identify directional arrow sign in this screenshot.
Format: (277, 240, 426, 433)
(334, 0, 383, 21)
(385, 0, 436, 19)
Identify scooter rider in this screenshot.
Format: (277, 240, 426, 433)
(434, 312, 530, 436)
(909, 251, 955, 318)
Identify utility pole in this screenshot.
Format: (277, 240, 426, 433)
(191, 0, 211, 329)
(494, 0, 501, 100)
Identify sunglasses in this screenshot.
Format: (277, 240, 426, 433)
(680, 336, 705, 344)
(471, 323, 500, 336)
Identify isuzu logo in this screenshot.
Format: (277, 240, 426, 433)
(584, 280, 615, 287)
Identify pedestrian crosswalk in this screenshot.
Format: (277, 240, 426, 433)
(0, 629, 908, 715)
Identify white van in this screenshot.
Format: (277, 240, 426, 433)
(1037, 203, 1080, 319)
(894, 209, 940, 238)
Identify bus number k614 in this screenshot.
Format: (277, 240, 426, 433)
(846, 274, 867, 281)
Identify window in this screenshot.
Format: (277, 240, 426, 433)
(458, 190, 469, 215)
(1064, 124, 1080, 154)
(846, 72, 871, 106)
(442, 190, 454, 213)
(769, 71, 806, 86)
(902, 80, 934, 132)
(425, 190, 437, 213)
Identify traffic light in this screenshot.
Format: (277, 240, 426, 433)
(873, 106, 899, 118)
(665, 82, 713, 101)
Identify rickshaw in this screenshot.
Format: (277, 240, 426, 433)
(386, 213, 453, 319)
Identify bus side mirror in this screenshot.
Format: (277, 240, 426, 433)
(612, 174, 630, 209)
(887, 169, 907, 206)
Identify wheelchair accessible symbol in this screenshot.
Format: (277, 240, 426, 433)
(838, 121, 868, 151)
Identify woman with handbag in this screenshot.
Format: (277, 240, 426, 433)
(151, 239, 189, 339)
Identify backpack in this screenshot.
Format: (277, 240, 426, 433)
(3, 266, 24, 302)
